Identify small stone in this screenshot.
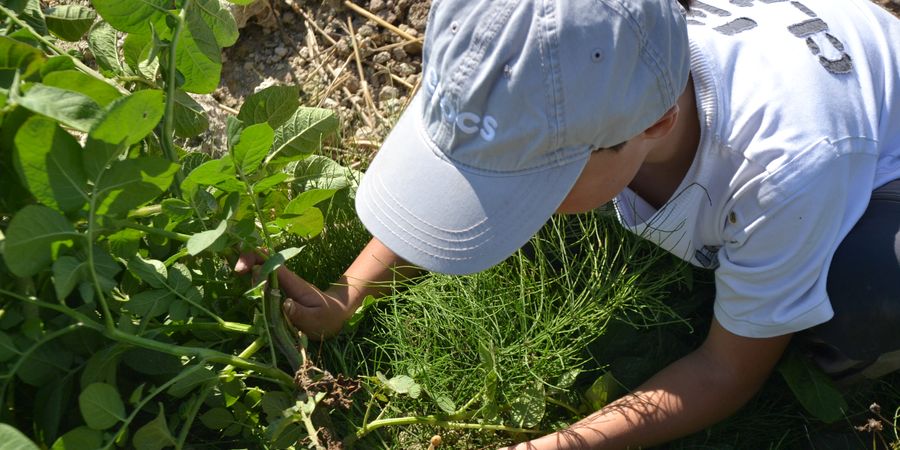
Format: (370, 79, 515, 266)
(379, 85, 400, 101)
(358, 24, 376, 38)
(282, 11, 296, 25)
(370, 0, 386, 12)
(392, 47, 408, 61)
(345, 77, 360, 93)
(373, 51, 391, 65)
(243, 61, 255, 71)
(395, 62, 416, 77)
(335, 38, 351, 55)
(274, 45, 288, 58)
(322, 98, 339, 109)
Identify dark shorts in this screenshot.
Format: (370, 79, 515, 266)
(798, 178, 900, 383)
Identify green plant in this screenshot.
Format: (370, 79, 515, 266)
(0, 1, 353, 448)
(318, 213, 692, 448)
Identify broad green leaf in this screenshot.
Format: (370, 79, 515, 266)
(244, 247, 302, 293)
(175, 10, 221, 94)
(35, 376, 74, 443)
(107, 228, 142, 260)
(80, 346, 124, 389)
(167, 366, 216, 398)
(182, 158, 243, 196)
(128, 290, 175, 318)
(509, 380, 545, 428)
(221, 378, 244, 407)
(79, 382, 126, 430)
(270, 107, 338, 162)
(53, 256, 87, 300)
(94, 157, 178, 217)
(777, 351, 848, 423)
(231, 122, 274, 175)
(39, 55, 76, 77)
(200, 407, 233, 430)
(187, 219, 227, 256)
(0, 423, 40, 450)
(51, 427, 103, 450)
(127, 256, 168, 289)
(161, 198, 193, 223)
(43, 70, 121, 107)
(3, 205, 77, 277)
(45, 5, 97, 42)
(17, 84, 102, 132)
(91, 0, 167, 34)
(435, 395, 456, 415)
(89, 90, 165, 147)
(5, 0, 47, 36)
(192, 0, 239, 47)
(237, 85, 300, 129)
(290, 155, 360, 192)
(226, 115, 243, 150)
(173, 90, 209, 138)
(482, 369, 500, 420)
(0, 36, 44, 78)
(166, 264, 193, 294)
(87, 21, 124, 77)
(133, 405, 176, 450)
(389, 375, 421, 398)
(122, 30, 159, 80)
(0, 332, 16, 362)
(253, 172, 290, 193)
(13, 116, 88, 212)
(277, 206, 324, 238)
(18, 341, 73, 386)
(284, 189, 338, 215)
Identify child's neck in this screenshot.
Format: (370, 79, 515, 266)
(629, 78, 701, 209)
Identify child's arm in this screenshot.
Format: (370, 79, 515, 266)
(503, 319, 791, 449)
(236, 237, 419, 339)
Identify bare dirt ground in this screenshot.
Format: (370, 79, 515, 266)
(214, 0, 900, 161)
(211, 0, 430, 160)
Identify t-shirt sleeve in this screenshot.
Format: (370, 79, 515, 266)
(713, 158, 863, 338)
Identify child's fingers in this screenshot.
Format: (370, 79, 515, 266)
(234, 251, 262, 273)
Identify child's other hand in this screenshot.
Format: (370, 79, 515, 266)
(234, 251, 353, 340)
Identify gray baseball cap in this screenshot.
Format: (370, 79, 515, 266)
(356, 0, 690, 274)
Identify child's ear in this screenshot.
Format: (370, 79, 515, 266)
(642, 104, 680, 139)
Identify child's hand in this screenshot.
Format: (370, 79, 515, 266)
(234, 251, 354, 340)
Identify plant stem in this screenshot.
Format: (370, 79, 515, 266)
(160, 4, 191, 198)
(175, 378, 216, 449)
(0, 289, 295, 387)
(357, 415, 545, 438)
(220, 337, 267, 374)
(545, 396, 581, 416)
(116, 219, 191, 242)
(149, 321, 254, 335)
(235, 164, 302, 372)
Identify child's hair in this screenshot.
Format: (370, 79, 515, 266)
(679, 0, 693, 10)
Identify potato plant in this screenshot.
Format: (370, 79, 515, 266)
(0, 1, 352, 448)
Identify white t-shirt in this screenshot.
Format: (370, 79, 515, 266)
(614, 0, 900, 338)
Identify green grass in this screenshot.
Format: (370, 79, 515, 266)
(288, 206, 900, 449)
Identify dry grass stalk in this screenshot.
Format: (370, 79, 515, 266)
(342, 0, 423, 44)
(346, 16, 379, 129)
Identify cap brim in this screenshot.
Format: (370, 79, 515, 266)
(356, 99, 590, 275)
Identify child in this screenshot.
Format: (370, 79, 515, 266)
(237, 0, 900, 446)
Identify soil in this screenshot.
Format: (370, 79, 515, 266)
(209, 0, 431, 158)
(210, 0, 900, 159)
